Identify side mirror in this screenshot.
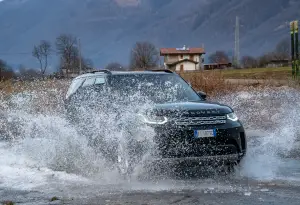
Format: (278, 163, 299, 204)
(197, 91, 207, 100)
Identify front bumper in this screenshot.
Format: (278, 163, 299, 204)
(151, 121, 247, 163)
(146, 153, 243, 168)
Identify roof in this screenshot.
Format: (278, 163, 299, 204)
(166, 59, 199, 66)
(268, 59, 289, 63)
(204, 62, 232, 66)
(160, 47, 205, 55)
(74, 70, 175, 79)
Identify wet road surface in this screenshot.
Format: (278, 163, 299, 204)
(1, 160, 300, 205)
(1, 179, 300, 205)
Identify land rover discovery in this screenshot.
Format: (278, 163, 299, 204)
(64, 69, 247, 177)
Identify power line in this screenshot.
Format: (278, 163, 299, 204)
(0, 52, 33, 55)
(0, 52, 61, 56)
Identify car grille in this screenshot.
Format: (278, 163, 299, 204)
(172, 115, 227, 126)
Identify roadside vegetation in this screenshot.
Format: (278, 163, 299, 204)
(0, 32, 297, 100)
(178, 68, 299, 97)
(218, 67, 291, 80)
(1, 68, 298, 103)
(179, 70, 238, 96)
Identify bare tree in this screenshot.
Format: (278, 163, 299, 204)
(0, 59, 12, 80)
(274, 38, 290, 60)
(81, 58, 94, 70)
(105, 62, 126, 71)
(257, 52, 273, 67)
(241, 56, 258, 68)
(16, 66, 42, 81)
(0, 59, 7, 71)
(208, 51, 230, 64)
(55, 34, 79, 76)
(32, 40, 51, 75)
(129, 41, 159, 70)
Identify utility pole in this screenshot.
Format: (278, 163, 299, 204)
(290, 20, 299, 79)
(78, 38, 82, 74)
(295, 21, 299, 78)
(234, 16, 240, 68)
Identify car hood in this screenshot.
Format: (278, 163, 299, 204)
(150, 101, 233, 116)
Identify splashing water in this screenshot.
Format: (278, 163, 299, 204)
(0, 81, 160, 191)
(0, 80, 300, 193)
(215, 86, 300, 180)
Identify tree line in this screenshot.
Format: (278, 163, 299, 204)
(34, 37, 160, 74)
(0, 33, 95, 81)
(0, 35, 161, 81)
(208, 38, 290, 68)
(32, 34, 93, 77)
(0, 35, 293, 81)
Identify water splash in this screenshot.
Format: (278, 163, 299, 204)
(0, 81, 300, 192)
(216, 86, 300, 180)
(0, 81, 160, 191)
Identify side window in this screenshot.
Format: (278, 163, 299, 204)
(95, 77, 105, 85)
(65, 78, 85, 99)
(82, 77, 96, 87)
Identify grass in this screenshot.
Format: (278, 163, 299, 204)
(2, 201, 14, 205)
(0, 66, 298, 103)
(50, 196, 59, 202)
(217, 67, 291, 79)
(178, 70, 239, 97)
(0, 79, 70, 96)
(0, 79, 71, 114)
(178, 68, 300, 97)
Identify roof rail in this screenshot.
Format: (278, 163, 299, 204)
(86, 69, 112, 74)
(149, 69, 174, 73)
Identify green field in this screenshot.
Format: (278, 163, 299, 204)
(217, 67, 292, 79)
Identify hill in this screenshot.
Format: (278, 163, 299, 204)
(0, 0, 299, 71)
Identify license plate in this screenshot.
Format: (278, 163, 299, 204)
(194, 129, 216, 138)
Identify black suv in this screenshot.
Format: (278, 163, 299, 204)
(64, 69, 247, 177)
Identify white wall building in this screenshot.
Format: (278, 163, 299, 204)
(160, 45, 205, 71)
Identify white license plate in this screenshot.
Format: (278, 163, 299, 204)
(194, 129, 216, 138)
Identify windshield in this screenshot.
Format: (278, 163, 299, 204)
(106, 73, 202, 104)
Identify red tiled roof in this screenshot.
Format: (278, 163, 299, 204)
(160, 47, 205, 55)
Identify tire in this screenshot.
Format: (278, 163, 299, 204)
(226, 163, 236, 174)
(115, 138, 148, 179)
(116, 142, 134, 179)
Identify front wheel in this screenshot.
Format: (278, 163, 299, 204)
(116, 142, 134, 179)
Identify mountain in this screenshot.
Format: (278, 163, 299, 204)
(0, 0, 299, 71)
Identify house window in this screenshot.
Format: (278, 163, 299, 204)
(180, 64, 184, 72)
(190, 55, 194, 61)
(180, 54, 183, 59)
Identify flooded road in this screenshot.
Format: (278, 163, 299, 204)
(1, 83, 300, 204)
(1, 159, 300, 205)
(1, 132, 300, 205)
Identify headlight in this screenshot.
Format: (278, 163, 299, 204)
(227, 112, 238, 121)
(138, 114, 168, 125)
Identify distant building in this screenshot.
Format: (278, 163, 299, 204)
(160, 45, 205, 71)
(203, 62, 232, 70)
(266, 59, 290, 68)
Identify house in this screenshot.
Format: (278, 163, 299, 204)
(203, 62, 232, 70)
(266, 59, 290, 68)
(160, 45, 205, 71)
